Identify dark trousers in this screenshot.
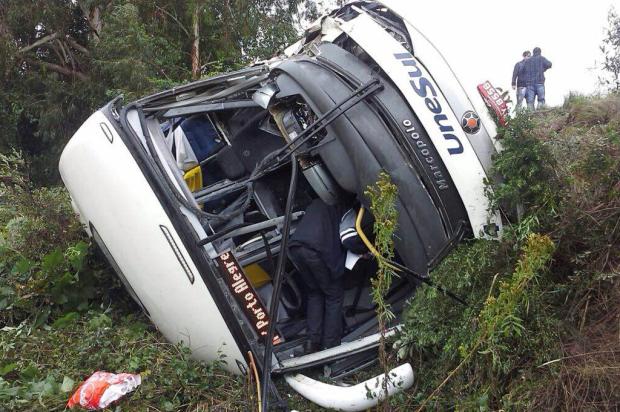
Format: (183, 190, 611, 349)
(288, 245, 344, 348)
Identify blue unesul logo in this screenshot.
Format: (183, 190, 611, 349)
(394, 52, 464, 155)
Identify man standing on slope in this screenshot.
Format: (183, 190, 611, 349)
(511, 50, 531, 110)
(523, 47, 552, 110)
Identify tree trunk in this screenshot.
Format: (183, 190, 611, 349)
(0, 4, 10, 40)
(90, 6, 102, 42)
(78, 2, 102, 44)
(191, 3, 201, 80)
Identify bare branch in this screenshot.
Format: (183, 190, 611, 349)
(23, 57, 89, 81)
(50, 41, 65, 63)
(17, 32, 60, 54)
(64, 37, 90, 55)
(56, 39, 76, 72)
(55, 39, 68, 63)
(66, 41, 76, 72)
(156, 5, 190, 36)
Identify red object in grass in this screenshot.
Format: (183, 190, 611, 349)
(67, 371, 141, 410)
(478, 81, 508, 126)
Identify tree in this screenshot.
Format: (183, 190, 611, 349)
(0, 1, 99, 184)
(0, 0, 309, 185)
(600, 7, 620, 92)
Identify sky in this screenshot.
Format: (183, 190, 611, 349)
(315, 0, 616, 107)
(381, 0, 616, 106)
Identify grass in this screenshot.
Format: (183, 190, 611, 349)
(1, 94, 619, 411)
(0, 309, 247, 411)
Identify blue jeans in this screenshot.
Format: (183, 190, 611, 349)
(526, 84, 546, 110)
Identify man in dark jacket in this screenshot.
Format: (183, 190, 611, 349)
(288, 199, 347, 352)
(511, 50, 531, 110)
(522, 47, 552, 110)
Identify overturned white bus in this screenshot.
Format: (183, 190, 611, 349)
(59, 1, 506, 410)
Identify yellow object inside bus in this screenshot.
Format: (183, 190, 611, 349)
(244, 263, 271, 288)
(183, 165, 203, 192)
(184, 164, 270, 288)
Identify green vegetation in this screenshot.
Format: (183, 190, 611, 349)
(0, 152, 247, 411)
(366, 172, 399, 409)
(0, 0, 310, 185)
(0, 313, 246, 411)
(0, 152, 103, 327)
(394, 94, 620, 411)
(600, 7, 620, 92)
(1, 93, 618, 412)
(0, 2, 310, 409)
(1, 1, 618, 410)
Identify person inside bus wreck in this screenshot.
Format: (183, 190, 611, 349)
(288, 199, 348, 354)
(288, 199, 374, 354)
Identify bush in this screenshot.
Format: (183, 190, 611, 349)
(396, 94, 620, 410)
(486, 110, 560, 230)
(0, 152, 114, 327)
(395, 232, 557, 410)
